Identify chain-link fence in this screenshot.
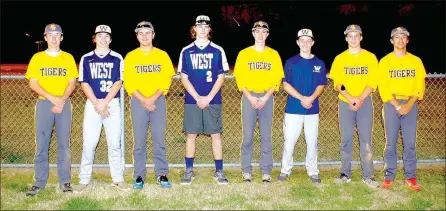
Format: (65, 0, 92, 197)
(1, 72, 445, 167)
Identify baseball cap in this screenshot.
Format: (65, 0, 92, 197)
(391, 27, 410, 37)
(44, 23, 62, 35)
(297, 29, 314, 39)
(195, 15, 211, 25)
(95, 24, 111, 34)
(344, 24, 362, 35)
(252, 21, 269, 31)
(135, 21, 155, 33)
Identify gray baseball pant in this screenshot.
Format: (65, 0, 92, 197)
(131, 96, 168, 180)
(241, 92, 274, 175)
(34, 99, 72, 188)
(383, 100, 418, 180)
(338, 96, 374, 179)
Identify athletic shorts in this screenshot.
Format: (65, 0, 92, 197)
(183, 104, 222, 135)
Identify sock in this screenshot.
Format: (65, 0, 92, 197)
(185, 157, 194, 169)
(215, 159, 223, 172)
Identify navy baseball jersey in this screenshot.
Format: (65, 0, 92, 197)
(284, 54, 327, 115)
(178, 41, 229, 104)
(78, 50, 124, 99)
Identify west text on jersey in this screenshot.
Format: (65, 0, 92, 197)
(89, 63, 114, 79)
(190, 53, 214, 69)
(343, 67, 368, 75)
(40, 68, 67, 76)
(135, 64, 161, 73)
(388, 70, 416, 78)
(248, 62, 272, 70)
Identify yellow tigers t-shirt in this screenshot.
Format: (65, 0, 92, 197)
(25, 51, 79, 100)
(233, 46, 284, 92)
(123, 47, 176, 97)
(377, 52, 426, 102)
(328, 49, 380, 103)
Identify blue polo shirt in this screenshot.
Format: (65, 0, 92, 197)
(284, 54, 327, 115)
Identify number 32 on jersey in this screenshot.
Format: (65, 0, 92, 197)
(100, 80, 113, 92)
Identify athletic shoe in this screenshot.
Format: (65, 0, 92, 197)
(214, 170, 229, 185)
(157, 175, 172, 188)
(277, 173, 289, 182)
(334, 173, 351, 183)
(382, 179, 394, 190)
(362, 177, 380, 188)
(405, 178, 421, 192)
(242, 173, 252, 182)
(26, 186, 41, 196)
(133, 176, 144, 189)
(60, 183, 73, 192)
(73, 184, 88, 193)
(262, 174, 272, 183)
(310, 175, 322, 184)
(180, 170, 194, 185)
(112, 181, 131, 191)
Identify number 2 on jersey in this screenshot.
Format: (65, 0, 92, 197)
(100, 80, 113, 92)
(206, 71, 212, 82)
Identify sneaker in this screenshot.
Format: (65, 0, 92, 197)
(157, 175, 172, 188)
(262, 174, 272, 183)
(112, 181, 131, 191)
(277, 173, 289, 182)
(60, 183, 73, 192)
(382, 179, 394, 190)
(214, 170, 229, 185)
(26, 186, 41, 196)
(242, 173, 252, 182)
(362, 177, 380, 188)
(72, 184, 88, 193)
(334, 173, 351, 183)
(310, 175, 322, 184)
(180, 170, 195, 185)
(133, 176, 144, 189)
(405, 178, 421, 192)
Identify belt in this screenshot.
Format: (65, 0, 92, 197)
(394, 95, 410, 100)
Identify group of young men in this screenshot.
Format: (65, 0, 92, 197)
(24, 15, 426, 197)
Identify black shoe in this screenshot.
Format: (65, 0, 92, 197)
(26, 186, 41, 196)
(133, 176, 144, 189)
(60, 183, 73, 192)
(157, 175, 172, 188)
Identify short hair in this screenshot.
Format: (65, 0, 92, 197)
(190, 25, 212, 40)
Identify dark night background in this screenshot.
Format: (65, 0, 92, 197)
(1, 1, 445, 73)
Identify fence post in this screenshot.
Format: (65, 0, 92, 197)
(120, 87, 126, 166)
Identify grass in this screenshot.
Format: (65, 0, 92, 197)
(1, 77, 445, 165)
(1, 163, 444, 210)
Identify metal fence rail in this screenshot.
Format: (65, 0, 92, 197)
(1, 73, 445, 168)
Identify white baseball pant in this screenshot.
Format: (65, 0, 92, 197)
(79, 98, 124, 184)
(280, 113, 320, 177)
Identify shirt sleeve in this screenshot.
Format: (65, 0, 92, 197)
(414, 57, 427, 100)
(233, 51, 246, 91)
(318, 61, 328, 86)
(78, 55, 88, 83)
(123, 53, 137, 96)
(328, 56, 343, 90)
(270, 51, 284, 91)
(161, 52, 175, 95)
(377, 58, 393, 103)
(66, 54, 79, 80)
(25, 54, 40, 80)
(178, 49, 188, 75)
(366, 54, 380, 92)
(218, 49, 230, 75)
(284, 59, 293, 84)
